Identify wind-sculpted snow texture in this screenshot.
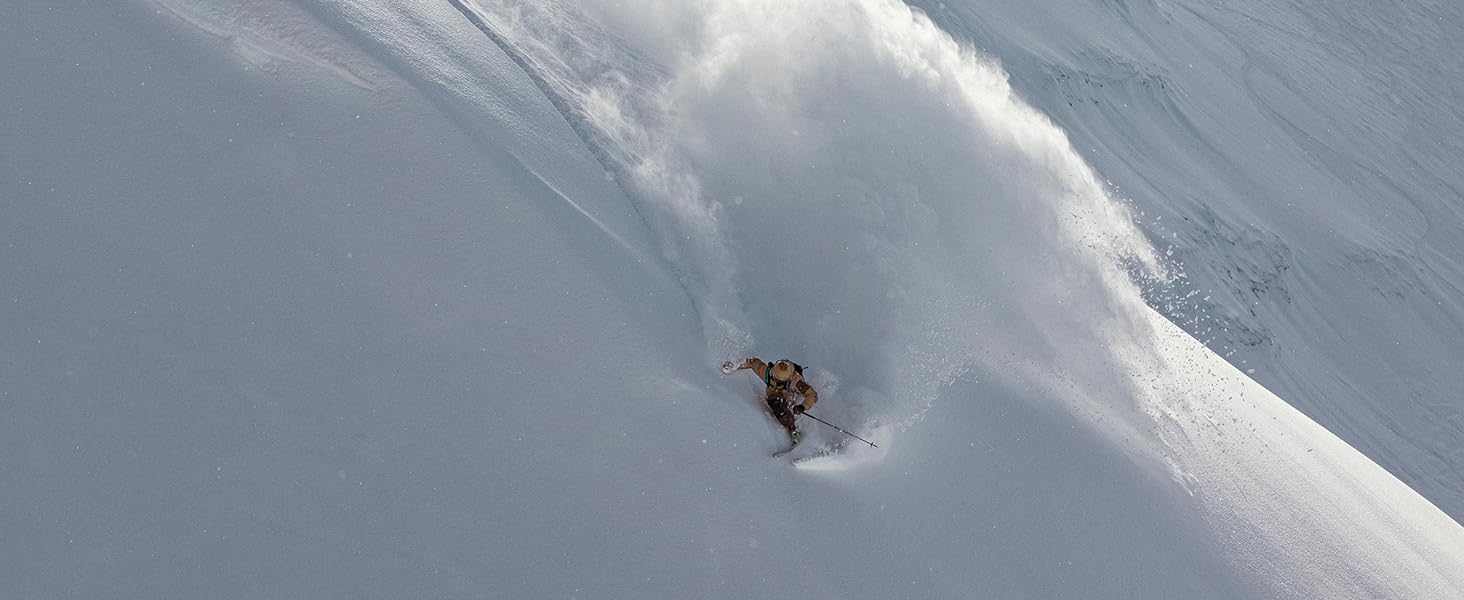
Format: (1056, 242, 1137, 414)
(907, 0, 1464, 521)
(1, 1, 1461, 598)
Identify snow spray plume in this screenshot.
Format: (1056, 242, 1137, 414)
(462, 0, 1170, 449)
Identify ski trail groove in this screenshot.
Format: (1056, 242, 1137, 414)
(442, 0, 711, 339)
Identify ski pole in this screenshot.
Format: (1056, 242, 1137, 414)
(803, 412, 878, 448)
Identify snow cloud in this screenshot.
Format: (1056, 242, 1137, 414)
(468, 0, 1170, 438)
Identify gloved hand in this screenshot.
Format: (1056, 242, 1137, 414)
(791, 403, 805, 415)
(720, 360, 736, 374)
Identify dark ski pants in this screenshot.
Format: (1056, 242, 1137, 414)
(766, 394, 798, 433)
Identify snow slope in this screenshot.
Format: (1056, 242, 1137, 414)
(908, 0, 1464, 520)
(2, 0, 1461, 598)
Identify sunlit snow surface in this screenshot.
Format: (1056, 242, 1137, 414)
(3, 0, 1462, 597)
(907, 0, 1464, 525)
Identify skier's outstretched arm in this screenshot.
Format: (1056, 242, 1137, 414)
(721, 357, 767, 377)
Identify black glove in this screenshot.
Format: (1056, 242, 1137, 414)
(791, 404, 805, 415)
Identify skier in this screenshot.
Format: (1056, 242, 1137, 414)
(721, 357, 819, 445)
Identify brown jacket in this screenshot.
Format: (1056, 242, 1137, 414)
(732, 358, 819, 411)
